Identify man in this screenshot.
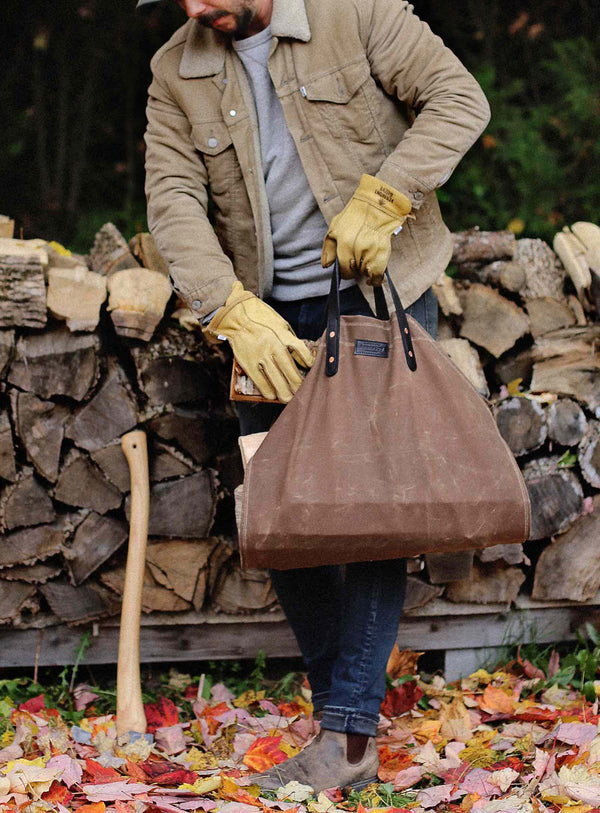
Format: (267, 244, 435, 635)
(141, 0, 490, 792)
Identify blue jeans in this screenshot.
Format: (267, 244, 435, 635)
(237, 284, 438, 735)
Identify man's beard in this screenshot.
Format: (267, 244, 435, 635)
(196, 6, 255, 37)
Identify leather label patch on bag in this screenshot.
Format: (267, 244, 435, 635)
(354, 339, 389, 358)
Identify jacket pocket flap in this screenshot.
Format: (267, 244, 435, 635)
(191, 122, 233, 155)
(302, 61, 371, 103)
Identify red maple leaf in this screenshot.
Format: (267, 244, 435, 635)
(84, 758, 123, 784)
(19, 694, 45, 714)
(42, 781, 73, 804)
(380, 682, 424, 717)
(243, 735, 289, 772)
(139, 758, 197, 786)
(144, 696, 179, 733)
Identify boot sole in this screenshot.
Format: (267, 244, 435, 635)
(345, 775, 380, 792)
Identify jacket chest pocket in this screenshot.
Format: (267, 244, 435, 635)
(300, 61, 378, 143)
(190, 121, 243, 197)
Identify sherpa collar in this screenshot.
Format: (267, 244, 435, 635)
(179, 0, 311, 78)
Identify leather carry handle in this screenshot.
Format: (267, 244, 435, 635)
(325, 261, 417, 376)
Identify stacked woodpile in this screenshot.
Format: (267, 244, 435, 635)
(0, 220, 599, 636)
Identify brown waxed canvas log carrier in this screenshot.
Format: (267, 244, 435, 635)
(239, 265, 531, 570)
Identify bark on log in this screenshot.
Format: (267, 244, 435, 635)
(532, 495, 600, 602)
(125, 470, 217, 538)
(63, 512, 128, 585)
(459, 284, 530, 358)
(525, 297, 576, 338)
(494, 397, 547, 456)
(40, 579, 119, 624)
(0, 255, 47, 328)
(129, 232, 170, 277)
(1, 468, 56, 530)
(547, 398, 587, 447)
(11, 391, 70, 482)
(452, 229, 516, 264)
(107, 267, 172, 341)
(523, 457, 583, 540)
(0, 523, 67, 567)
(101, 565, 190, 613)
(66, 360, 138, 451)
(1, 561, 63, 584)
(578, 420, 600, 488)
(0, 410, 17, 484)
(47, 265, 107, 332)
(438, 338, 489, 397)
(515, 238, 566, 300)
(425, 551, 474, 585)
(7, 329, 100, 401)
(89, 222, 139, 276)
(0, 330, 14, 378)
(53, 450, 123, 514)
(445, 562, 525, 605)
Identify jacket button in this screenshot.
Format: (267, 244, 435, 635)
(208, 137, 218, 148)
(413, 190, 424, 200)
(229, 109, 237, 117)
(192, 300, 202, 310)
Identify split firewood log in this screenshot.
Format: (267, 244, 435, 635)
(477, 544, 527, 565)
(459, 283, 530, 357)
(522, 456, 583, 540)
(0, 254, 47, 328)
(47, 265, 107, 332)
(425, 551, 474, 584)
(532, 495, 600, 602)
(432, 272, 463, 317)
(0, 522, 67, 568)
(11, 391, 70, 483)
(63, 512, 128, 585)
(547, 398, 587, 447)
(66, 360, 138, 452)
(146, 410, 213, 465)
(438, 338, 489, 397)
(0, 410, 17, 483)
(525, 297, 576, 338)
(150, 442, 196, 482)
(89, 441, 131, 492)
(529, 326, 600, 416)
(40, 579, 120, 624)
(129, 232, 170, 277)
(456, 259, 526, 294)
(514, 238, 567, 300)
(0, 216, 15, 238)
(567, 294, 587, 325)
(2, 561, 63, 584)
(107, 267, 173, 341)
(452, 229, 516, 264)
(0, 581, 38, 624)
(101, 564, 190, 613)
(146, 538, 217, 610)
(211, 559, 277, 614)
(53, 449, 123, 514)
(89, 222, 139, 276)
(125, 470, 217, 538)
(494, 397, 547, 456)
(403, 577, 443, 610)
(0, 330, 14, 378)
(1, 468, 56, 531)
(0, 237, 48, 264)
(7, 329, 100, 401)
(445, 561, 525, 605)
(578, 420, 600, 488)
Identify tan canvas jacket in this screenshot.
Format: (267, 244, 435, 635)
(145, 0, 490, 320)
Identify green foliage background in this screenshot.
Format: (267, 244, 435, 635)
(2, 0, 599, 250)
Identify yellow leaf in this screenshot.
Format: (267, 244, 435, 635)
(413, 719, 442, 743)
(0, 730, 14, 746)
(48, 240, 72, 256)
(233, 690, 266, 708)
(507, 378, 524, 396)
(279, 741, 300, 758)
(178, 775, 222, 794)
(508, 218, 525, 235)
(184, 747, 218, 771)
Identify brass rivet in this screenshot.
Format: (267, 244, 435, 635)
(408, 350, 413, 357)
(404, 327, 409, 334)
(329, 331, 335, 338)
(329, 356, 335, 363)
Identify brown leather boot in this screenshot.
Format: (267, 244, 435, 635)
(251, 729, 379, 793)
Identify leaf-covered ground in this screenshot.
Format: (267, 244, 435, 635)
(2, 644, 600, 813)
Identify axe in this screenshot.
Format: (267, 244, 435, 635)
(116, 429, 151, 741)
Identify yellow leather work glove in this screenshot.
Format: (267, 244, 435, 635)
(322, 174, 412, 286)
(204, 282, 314, 403)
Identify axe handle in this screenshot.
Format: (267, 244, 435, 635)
(116, 430, 150, 737)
